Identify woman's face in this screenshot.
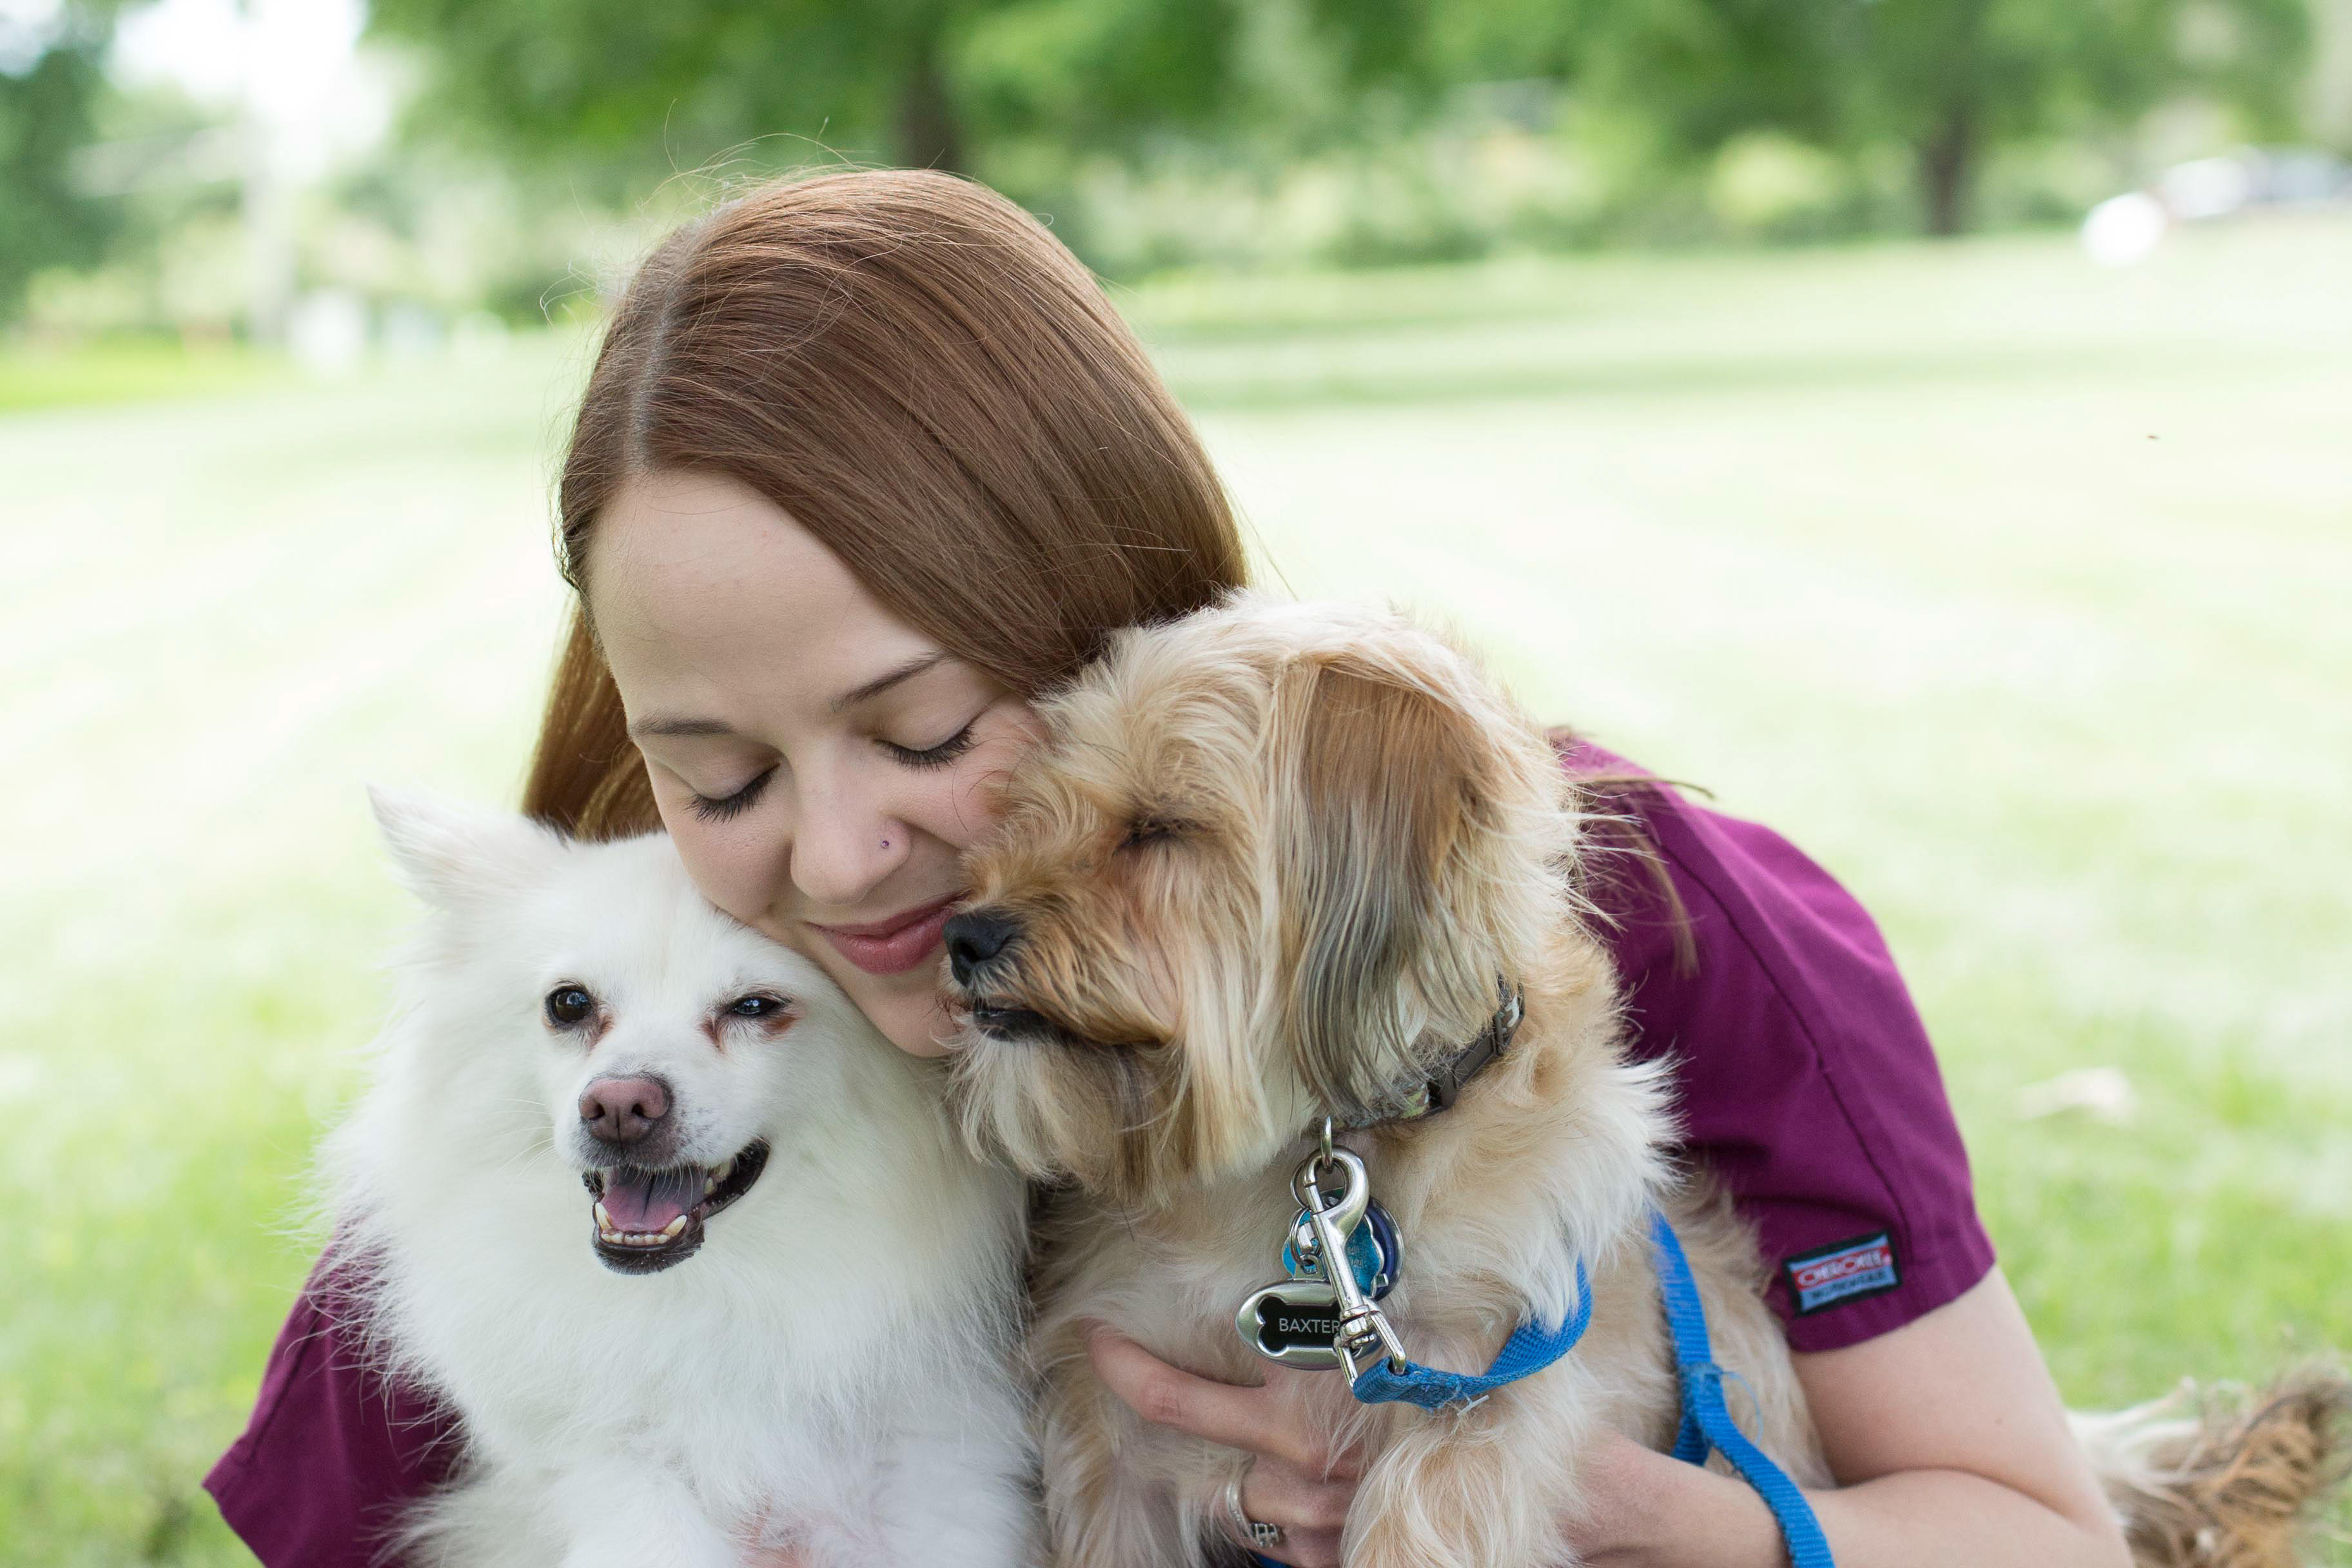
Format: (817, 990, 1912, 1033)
(586, 469, 1043, 1057)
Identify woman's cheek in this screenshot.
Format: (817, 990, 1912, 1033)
(662, 808, 778, 930)
(939, 709, 1044, 848)
(820, 957, 955, 1059)
(878, 987, 956, 1058)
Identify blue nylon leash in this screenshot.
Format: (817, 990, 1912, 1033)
(1648, 1208, 1836, 1567)
(1347, 1260, 1593, 1410)
(1260, 1211, 1830, 1567)
(1246, 1277, 1594, 1568)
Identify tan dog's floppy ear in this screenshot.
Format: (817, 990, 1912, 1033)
(1275, 656, 1505, 1121)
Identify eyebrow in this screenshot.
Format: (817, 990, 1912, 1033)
(631, 715, 736, 740)
(828, 652, 945, 713)
(627, 653, 949, 742)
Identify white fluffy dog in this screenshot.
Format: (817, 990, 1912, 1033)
(324, 792, 1035, 1568)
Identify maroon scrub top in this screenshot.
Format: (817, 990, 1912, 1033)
(204, 739, 1997, 1562)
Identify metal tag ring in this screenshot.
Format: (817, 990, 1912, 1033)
(1291, 1144, 1368, 1218)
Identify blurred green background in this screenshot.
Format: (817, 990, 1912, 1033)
(3, 1, 2348, 1563)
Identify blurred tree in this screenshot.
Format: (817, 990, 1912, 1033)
(1468, 0, 2315, 234)
(366, 0, 1260, 184)
(369, 0, 1532, 210)
(957, 0, 1251, 155)
(366, 0, 2314, 245)
(0, 4, 118, 320)
(368, 0, 933, 179)
(992, 0, 2317, 236)
(1824, 0, 2306, 234)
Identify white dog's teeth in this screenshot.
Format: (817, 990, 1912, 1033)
(712, 1157, 735, 1185)
(594, 1202, 614, 1231)
(660, 1215, 687, 1239)
(703, 1175, 717, 1196)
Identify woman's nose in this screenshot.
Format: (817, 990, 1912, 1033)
(787, 776, 907, 910)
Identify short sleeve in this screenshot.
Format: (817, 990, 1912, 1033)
(204, 1250, 461, 1565)
(1561, 739, 1998, 1353)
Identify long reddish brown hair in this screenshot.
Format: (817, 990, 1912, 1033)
(522, 169, 1248, 839)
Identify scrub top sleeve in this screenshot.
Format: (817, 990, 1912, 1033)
(1562, 738, 1999, 1353)
(204, 1250, 458, 1566)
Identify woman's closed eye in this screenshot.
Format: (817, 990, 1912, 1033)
(687, 721, 975, 820)
(689, 769, 776, 823)
(880, 720, 977, 770)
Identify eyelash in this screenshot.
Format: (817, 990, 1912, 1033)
(880, 722, 978, 771)
(683, 722, 979, 821)
(688, 770, 774, 823)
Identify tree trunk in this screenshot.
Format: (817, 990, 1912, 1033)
(1916, 99, 1977, 237)
(897, 37, 964, 173)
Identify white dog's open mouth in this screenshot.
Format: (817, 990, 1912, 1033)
(582, 1140, 769, 1275)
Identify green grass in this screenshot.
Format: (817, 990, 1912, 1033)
(0, 337, 292, 414)
(4, 215, 2347, 1563)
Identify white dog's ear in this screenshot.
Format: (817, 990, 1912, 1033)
(366, 785, 566, 912)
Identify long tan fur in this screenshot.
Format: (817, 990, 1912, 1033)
(2075, 1366, 2352, 1568)
(945, 594, 1825, 1568)
(943, 591, 2347, 1568)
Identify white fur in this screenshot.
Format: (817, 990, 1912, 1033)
(324, 791, 1036, 1568)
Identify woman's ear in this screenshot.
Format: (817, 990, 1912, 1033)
(1273, 655, 1502, 1119)
(366, 785, 569, 913)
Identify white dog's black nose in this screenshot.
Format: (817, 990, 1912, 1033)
(579, 1074, 672, 1149)
(945, 910, 1020, 986)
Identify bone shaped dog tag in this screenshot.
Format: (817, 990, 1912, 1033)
(1235, 1277, 1348, 1369)
(1237, 1146, 1376, 1370)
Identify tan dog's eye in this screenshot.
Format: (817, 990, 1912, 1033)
(1121, 818, 1188, 850)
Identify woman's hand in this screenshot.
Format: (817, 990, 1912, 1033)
(1562, 1270, 2135, 1568)
(1088, 1271, 2130, 1568)
(1086, 1324, 1702, 1567)
(1085, 1322, 1365, 1568)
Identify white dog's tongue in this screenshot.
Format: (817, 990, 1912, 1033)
(600, 1166, 703, 1232)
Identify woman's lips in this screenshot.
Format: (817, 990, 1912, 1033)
(808, 895, 959, 976)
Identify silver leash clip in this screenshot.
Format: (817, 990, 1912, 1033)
(1235, 1122, 1410, 1380)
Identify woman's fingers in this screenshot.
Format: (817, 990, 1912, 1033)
(1083, 1322, 1366, 1479)
(1086, 1316, 1373, 1561)
(1242, 1454, 1357, 1535)
(1084, 1320, 1366, 1565)
(1084, 1323, 1302, 1470)
(1230, 1460, 1347, 1568)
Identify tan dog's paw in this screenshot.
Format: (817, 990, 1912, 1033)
(1342, 1418, 1571, 1568)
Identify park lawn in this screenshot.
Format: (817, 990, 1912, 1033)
(0, 337, 291, 415)
(3, 215, 2346, 1564)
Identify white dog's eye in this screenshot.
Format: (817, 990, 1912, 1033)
(727, 994, 787, 1019)
(544, 986, 595, 1028)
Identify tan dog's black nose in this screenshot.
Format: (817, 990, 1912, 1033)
(945, 910, 1020, 986)
(578, 1075, 671, 1148)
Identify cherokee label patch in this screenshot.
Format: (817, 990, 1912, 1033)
(1785, 1232, 1900, 1315)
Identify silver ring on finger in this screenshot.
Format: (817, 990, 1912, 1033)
(1224, 1464, 1286, 1551)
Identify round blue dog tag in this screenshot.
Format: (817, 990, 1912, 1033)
(1281, 1198, 1400, 1300)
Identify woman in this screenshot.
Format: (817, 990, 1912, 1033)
(206, 170, 2129, 1568)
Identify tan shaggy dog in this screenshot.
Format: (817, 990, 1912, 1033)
(943, 594, 2347, 1568)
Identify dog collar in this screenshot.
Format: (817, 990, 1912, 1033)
(1340, 979, 1525, 1128)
